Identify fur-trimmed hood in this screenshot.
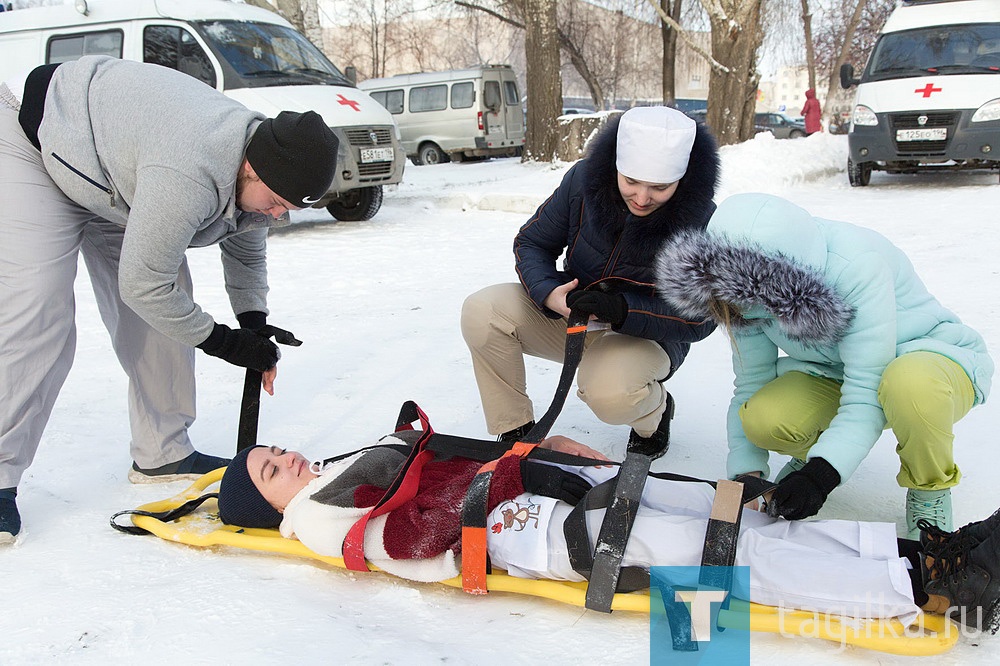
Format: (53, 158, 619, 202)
(656, 194, 855, 347)
(580, 111, 720, 262)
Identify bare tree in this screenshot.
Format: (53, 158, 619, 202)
(521, 0, 562, 161)
(815, 0, 895, 116)
(456, 1, 610, 110)
(647, 0, 761, 145)
(660, 0, 683, 106)
(243, 0, 321, 47)
(800, 0, 816, 90)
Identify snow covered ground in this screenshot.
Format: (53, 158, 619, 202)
(4, 132, 1000, 665)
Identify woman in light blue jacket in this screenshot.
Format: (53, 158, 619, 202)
(656, 193, 993, 538)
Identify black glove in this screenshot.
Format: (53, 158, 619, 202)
(767, 457, 840, 520)
(197, 323, 279, 372)
(236, 310, 267, 331)
(520, 461, 590, 506)
(566, 290, 628, 327)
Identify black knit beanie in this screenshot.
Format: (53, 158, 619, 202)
(245, 110, 339, 208)
(218, 446, 283, 528)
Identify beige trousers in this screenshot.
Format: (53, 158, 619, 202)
(461, 283, 671, 436)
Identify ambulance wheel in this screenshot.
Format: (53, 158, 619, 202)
(326, 186, 383, 221)
(417, 143, 448, 166)
(848, 158, 872, 187)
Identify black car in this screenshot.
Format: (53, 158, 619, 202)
(754, 112, 807, 139)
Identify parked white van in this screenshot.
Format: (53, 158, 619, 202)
(0, 0, 405, 220)
(840, 0, 1000, 186)
(359, 65, 525, 165)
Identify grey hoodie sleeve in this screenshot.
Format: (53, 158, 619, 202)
(117, 166, 224, 347)
(220, 228, 269, 318)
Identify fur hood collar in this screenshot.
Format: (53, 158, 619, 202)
(581, 112, 720, 246)
(656, 229, 855, 347)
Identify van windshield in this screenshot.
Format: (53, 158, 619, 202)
(192, 20, 352, 89)
(864, 23, 1000, 82)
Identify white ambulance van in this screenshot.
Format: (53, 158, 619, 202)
(0, 0, 405, 220)
(359, 65, 525, 165)
(840, 0, 1000, 186)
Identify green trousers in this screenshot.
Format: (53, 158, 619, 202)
(739, 352, 975, 490)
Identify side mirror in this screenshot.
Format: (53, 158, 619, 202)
(345, 65, 357, 85)
(839, 63, 859, 90)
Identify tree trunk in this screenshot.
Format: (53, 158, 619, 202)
(522, 0, 562, 162)
(275, 0, 305, 33)
(300, 0, 323, 49)
(660, 0, 681, 106)
(823, 0, 867, 117)
(800, 0, 816, 91)
(242, 0, 322, 51)
(704, 1, 764, 145)
(560, 36, 605, 111)
(455, 1, 603, 111)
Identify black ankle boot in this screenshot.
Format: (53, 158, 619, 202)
(0, 488, 19, 544)
(921, 509, 1000, 556)
(627, 392, 675, 459)
(921, 520, 1000, 633)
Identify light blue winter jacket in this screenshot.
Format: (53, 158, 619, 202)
(658, 193, 993, 483)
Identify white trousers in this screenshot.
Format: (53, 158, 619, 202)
(487, 466, 919, 623)
(0, 105, 196, 487)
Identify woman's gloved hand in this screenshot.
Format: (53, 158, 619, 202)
(566, 290, 628, 327)
(767, 457, 840, 520)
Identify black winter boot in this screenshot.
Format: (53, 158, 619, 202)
(920, 516, 1000, 633)
(920, 509, 1000, 555)
(0, 488, 19, 545)
(627, 392, 675, 459)
(128, 450, 231, 484)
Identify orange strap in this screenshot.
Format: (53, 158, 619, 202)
(461, 441, 538, 594)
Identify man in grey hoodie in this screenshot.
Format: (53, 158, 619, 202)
(0, 55, 339, 543)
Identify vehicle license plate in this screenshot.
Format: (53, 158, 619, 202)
(896, 128, 946, 141)
(360, 147, 394, 163)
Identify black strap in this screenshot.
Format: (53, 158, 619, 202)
(564, 473, 777, 609)
(236, 326, 302, 453)
(564, 478, 650, 594)
(584, 451, 654, 611)
(424, 433, 611, 468)
(109, 493, 219, 536)
(520, 310, 591, 443)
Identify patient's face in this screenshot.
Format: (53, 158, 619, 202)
(246, 446, 319, 512)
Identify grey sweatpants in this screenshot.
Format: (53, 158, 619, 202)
(0, 104, 195, 488)
(461, 283, 672, 436)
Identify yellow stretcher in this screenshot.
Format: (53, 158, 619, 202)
(120, 468, 960, 657)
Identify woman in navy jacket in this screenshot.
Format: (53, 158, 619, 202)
(461, 107, 719, 454)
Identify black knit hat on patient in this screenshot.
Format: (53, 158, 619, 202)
(218, 445, 283, 529)
(245, 110, 339, 208)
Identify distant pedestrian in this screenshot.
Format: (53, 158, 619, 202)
(801, 88, 822, 136)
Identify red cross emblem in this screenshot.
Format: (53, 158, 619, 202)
(337, 94, 361, 111)
(915, 83, 942, 98)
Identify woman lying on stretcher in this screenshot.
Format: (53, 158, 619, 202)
(217, 434, 1000, 634)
